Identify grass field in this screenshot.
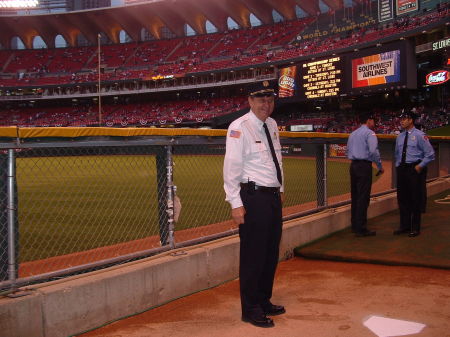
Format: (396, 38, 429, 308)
(15, 155, 376, 262)
(428, 125, 450, 136)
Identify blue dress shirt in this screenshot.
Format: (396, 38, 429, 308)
(395, 127, 435, 168)
(347, 125, 382, 170)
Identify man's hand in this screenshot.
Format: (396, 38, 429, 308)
(280, 192, 285, 204)
(231, 206, 245, 225)
(376, 168, 385, 176)
(415, 165, 422, 173)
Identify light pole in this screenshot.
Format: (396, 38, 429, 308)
(97, 33, 102, 126)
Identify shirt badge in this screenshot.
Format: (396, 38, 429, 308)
(423, 135, 429, 141)
(411, 136, 416, 141)
(229, 130, 241, 138)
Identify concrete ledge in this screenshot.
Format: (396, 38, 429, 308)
(1, 178, 448, 337)
(0, 292, 43, 337)
(40, 247, 210, 337)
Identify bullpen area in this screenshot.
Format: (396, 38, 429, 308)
(75, 189, 450, 337)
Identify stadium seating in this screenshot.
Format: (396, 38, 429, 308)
(0, 4, 448, 130)
(0, 6, 446, 87)
(47, 47, 96, 73)
(0, 96, 248, 127)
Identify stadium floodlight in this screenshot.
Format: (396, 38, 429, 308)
(0, 0, 39, 8)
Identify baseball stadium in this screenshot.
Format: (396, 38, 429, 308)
(0, 0, 449, 336)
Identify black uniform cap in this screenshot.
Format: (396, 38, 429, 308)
(398, 110, 417, 120)
(248, 81, 277, 97)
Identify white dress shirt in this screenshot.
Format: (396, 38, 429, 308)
(223, 110, 284, 209)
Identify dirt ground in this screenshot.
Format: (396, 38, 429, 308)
(76, 257, 450, 337)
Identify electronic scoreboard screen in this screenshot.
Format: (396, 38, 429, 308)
(299, 56, 344, 99)
(290, 41, 415, 99)
(346, 40, 416, 93)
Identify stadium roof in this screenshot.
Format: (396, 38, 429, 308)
(0, 0, 343, 49)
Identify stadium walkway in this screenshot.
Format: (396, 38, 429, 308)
(76, 191, 450, 337)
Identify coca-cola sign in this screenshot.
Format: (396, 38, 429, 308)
(426, 70, 449, 85)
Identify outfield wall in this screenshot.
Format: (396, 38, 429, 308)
(0, 178, 448, 337)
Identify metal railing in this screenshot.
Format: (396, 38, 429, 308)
(0, 127, 448, 292)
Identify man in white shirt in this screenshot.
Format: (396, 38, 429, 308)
(223, 81, 285, 328)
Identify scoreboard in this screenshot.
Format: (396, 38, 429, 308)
(300, 57, 343, 99)
(280, 40, 416, 100)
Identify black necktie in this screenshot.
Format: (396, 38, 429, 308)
(263, 123, 282, 185)
(401, 131, 408, 164)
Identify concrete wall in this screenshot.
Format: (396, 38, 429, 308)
(0, 178, 448, 337)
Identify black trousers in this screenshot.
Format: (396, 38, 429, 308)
(396, 163, 425, 232)
(350, 160, 372, 233)
(239, 187, 282, 316)
(421, 166, 428, 213)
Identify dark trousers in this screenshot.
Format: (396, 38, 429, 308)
(397, 163, 424, 232)
(350, 160, 372, 233)
(239, 187, 282, 316)
(421, 166, 428, 213)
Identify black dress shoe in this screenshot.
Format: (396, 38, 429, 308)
(408, 231, 420, 237)
(393, 228, 409, 235)
(242, 313, 274, 328)
(355, 230, 376, 237)
(263, 304, 286, 316)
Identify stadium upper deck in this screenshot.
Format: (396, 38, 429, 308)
(0, 4, 447, 91)
(0, 0, 326, 48)
(0, 1, 448, 130)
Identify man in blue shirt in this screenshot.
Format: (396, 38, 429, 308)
(394, 111, 435, 237)
(347, 113, 384, 237)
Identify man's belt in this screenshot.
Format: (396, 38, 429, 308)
(240, 182, 280, 193)
(399, 160, 421, 167)
(352, 159, 371, 163)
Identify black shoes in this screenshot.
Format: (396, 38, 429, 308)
(393, 228, 409, 235)
(393, 228, 420, 236)
(242, 304, 285, 327)
(263, 304, 286, 316)
(355, 230, 376, 237)
(242, 313, 274, 328)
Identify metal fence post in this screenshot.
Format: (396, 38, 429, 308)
(1, 150, 18, 284)
(316, 144, 326, 207)
(156, 146, 169, 246)
(7, 150, 18, 285)
(0, 152, 7, 282)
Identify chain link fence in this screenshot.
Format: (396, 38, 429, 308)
(0, 130, 448, 292)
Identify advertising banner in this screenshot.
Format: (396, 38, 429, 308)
(352, 50, 401, 88)
(425, 70, 449, 85)
(278, 66, 297, 98)
(290, 125, 313, 132)
(396, 0, 418, 15)
(329, 144, 347, 158)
